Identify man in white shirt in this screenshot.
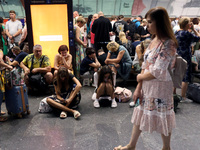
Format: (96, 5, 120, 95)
(6, 10, 22, 49)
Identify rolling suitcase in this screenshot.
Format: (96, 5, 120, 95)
(187, 83, 200, 103)
(5, 85, 30, 118)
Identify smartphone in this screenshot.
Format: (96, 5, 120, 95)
(135, 98, 140, 107)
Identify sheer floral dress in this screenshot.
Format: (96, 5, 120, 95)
(131, 39, 176, 136)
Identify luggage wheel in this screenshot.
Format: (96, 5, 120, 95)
(27, 110, 31, 115)
(17, 113, 22, 118)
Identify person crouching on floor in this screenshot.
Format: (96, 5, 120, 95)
(93, 65, 117, 108)
(46, 67, 82, 119)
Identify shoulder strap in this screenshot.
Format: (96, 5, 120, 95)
(30, 54, 34, 72)
(30, 55, 45, 71)
(40, 56, 45, 67)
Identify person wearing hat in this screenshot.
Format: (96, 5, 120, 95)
(105, 41, 132, 83)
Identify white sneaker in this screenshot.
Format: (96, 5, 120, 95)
(93, 100, 100, 108)
(129, 101, 135, 107)
(92, 93, 96, 101)
(111, 99, 117, 108)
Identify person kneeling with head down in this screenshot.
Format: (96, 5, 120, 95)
(93, 66, 117, 108)
(46, 67, 82, 119)
(105, 41, 132, 85)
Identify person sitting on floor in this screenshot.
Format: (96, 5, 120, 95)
(105, 41, 132, 84)
(97, 49, 107, 66)
(20, 44, 53, 90)
(54, 45, 73, 76)
(132, 38, 151, 72)
(6, 46, 28, 67)
(93, 65, 117, 108)
(46, 67, 82, 119)
(80, 47, 101, 76)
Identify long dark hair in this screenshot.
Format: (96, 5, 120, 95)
(98, 66, 113, 87)
(87, 15, 93, 27)
(56, 67, 70, 94)
(145, 7, 178, 47)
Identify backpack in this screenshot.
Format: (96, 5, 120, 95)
(114, 86, 132, 102)
(159, 40, 187, 89)
(168, 54, 187, 88)
(28, 55, 48, 91)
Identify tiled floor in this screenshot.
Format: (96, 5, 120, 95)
(0, 84, 200, 150)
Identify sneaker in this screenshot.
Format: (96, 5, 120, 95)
(129, 101, 135, 107)
(92, 93, 96, 101)
(111, 99, 117, 108)
(93, 100, 100, 108)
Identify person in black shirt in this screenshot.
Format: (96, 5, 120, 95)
(80, 47, 101, 75)
(113, 15, 128, 42)
(47, 67, 82, 119)
(6, 46, 28, 66)
(97, 49, 107, 66)
(92, 11, 112, 54)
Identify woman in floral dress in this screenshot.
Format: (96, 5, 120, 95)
(114, 7, 177, 150)
(74, 17, 87, 79)
(0, 49, 12, 122)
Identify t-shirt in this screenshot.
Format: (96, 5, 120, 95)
(15, 51, 28, 64)
(80, 56, 95, 75)
(5, 20, 22, 43)
(53, 73, 75, 95)
(97, 53, 107, 66)
(22, 54, 51, 69)
(113, 20, 128, 41)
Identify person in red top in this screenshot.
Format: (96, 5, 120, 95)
(90, 13, 98, 48)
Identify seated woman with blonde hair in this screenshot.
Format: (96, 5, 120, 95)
(54, 45, 73, 76)
(132, 38, 151, 72)
(105, 41, 132, 83)
(118, 32, 132, 55)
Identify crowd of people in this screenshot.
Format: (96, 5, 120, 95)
(0, 7, 200, 150)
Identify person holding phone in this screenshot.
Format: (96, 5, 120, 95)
(114, 7, 177, 150)
(93, 65, 117, 108)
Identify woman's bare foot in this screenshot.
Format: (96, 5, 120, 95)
(1, 111, 6, 115)
(114, 144, 135, 150)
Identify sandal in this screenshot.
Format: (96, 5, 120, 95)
(73, 111, 81, 119)
(60, 111, 67, 119)
(114, 145, 122, 150)
(1, 111, 6, 115)
(114, 145, 133, 150)
(0, 116, 8, 122)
